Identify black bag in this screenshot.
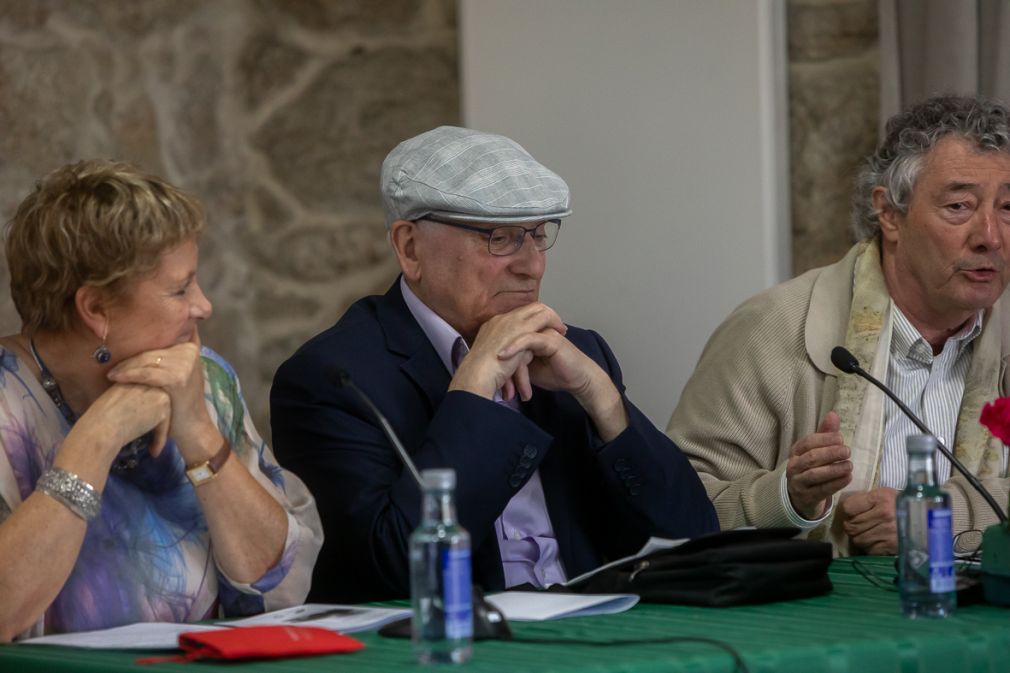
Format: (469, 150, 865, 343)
(569, 528, 833, 607)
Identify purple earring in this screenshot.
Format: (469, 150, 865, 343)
(93, 327, 111, 364)
(92, 343, 111, 364)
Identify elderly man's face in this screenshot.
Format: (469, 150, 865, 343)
(881, 134, 1010, 330)
(409, 219, 547, 342)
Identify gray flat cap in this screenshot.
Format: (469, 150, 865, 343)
(380, 125, 572, 227)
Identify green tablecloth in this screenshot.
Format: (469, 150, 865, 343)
(3, 558, 1008, 673)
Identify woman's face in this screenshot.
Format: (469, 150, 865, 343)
(104, 238, 213, 362)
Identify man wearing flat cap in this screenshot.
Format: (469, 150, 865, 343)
(271, 126, 717, 602)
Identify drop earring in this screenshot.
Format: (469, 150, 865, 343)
(92, 326, 111, 364)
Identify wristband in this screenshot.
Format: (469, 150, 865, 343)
(37, 467, 102, 521)
(186, 439, 232, 486)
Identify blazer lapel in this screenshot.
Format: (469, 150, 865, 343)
(376, 279, 507, 590)
(376, 279, 452, 412)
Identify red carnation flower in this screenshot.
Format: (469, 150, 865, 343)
(980, 397, 1010, 444)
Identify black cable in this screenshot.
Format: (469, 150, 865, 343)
(842, 557, 899, 592)
(508, 635, 750, 673)
(841, 554, 983, 601)
(953, 529, 984, 564)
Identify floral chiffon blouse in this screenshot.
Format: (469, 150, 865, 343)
(0, 346, 323, 639)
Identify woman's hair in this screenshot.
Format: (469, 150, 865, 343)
(852, 95, 1010, 240)
(5, 160, 205, 334)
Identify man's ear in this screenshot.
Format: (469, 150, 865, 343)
(389, 219, 422, 282)
(872, 186, 902, 243)
(74, 285, 110, 341)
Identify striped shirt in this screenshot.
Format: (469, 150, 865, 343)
(879, 306, 983, 488)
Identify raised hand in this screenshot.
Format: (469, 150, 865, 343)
(785, 411, 853, 520)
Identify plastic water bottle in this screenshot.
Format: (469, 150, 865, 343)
(896, 434, 956, 618)
(409, 468, 473, 664)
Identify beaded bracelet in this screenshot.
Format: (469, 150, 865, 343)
(36, 467, 102, 521)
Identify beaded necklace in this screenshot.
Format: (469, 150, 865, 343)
(28, 337, 148, 471)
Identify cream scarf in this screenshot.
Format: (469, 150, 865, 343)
(819, 238, 1003, 552)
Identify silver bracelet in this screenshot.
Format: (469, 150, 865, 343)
(36, 467, 102, 521)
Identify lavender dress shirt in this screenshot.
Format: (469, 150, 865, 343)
(400, 277, 567, 588)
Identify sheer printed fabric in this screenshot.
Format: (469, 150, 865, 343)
(0, 346, 323, 639)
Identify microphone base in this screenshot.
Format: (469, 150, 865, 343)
(981, 521, 1010, 606)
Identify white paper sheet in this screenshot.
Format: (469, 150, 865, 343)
(20, 605, 409, 649)
(562, 535, 687, 587)
(486, 591, 639, 621)
(22, 622, 224, 649)
(20, 592, 631, 649)
(223, 603, 410, 633)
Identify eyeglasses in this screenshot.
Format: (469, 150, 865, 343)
(421, 216, 561, 256)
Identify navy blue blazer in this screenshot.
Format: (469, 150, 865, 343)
(270, 281, 718, 602)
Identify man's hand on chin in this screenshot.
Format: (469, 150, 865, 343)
(495, 310, 629, 441)
(448, 302, 566, 401)
(448, 302, 628, 440)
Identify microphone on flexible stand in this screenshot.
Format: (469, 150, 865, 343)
(829, 346, 1007, 523)
(329, 367, 512, 639)
(330, 368, 424, 490)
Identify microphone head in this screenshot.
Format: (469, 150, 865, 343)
(830, 346, 861, 374)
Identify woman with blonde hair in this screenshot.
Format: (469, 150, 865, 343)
(0, 160, 322, 640)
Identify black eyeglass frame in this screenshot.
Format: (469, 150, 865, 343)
(419, 216, 562, 256)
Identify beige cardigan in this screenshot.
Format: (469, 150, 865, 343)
(667, 243, 1010, 551)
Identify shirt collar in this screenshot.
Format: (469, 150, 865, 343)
(400, 276, 466, 374)
(889, 302, 983, 362)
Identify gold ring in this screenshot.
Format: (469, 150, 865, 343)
(154, 356, 163, 367)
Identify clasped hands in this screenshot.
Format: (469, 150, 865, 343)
(448, 303, 628, 441)
(92, 333, 220, 466)
(786, 411, 898, 554)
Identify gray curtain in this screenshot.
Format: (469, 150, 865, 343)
(879, 0, 1010, 131)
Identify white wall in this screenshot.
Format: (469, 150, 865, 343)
(460, 0, 790, 427)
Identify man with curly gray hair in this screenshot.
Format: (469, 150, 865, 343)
(668, 95, 1010, 555)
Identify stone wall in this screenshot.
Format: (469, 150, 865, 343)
(788, 0, 879, 274)
(0, 0, 459, 437)
(0, 1, 882, 435)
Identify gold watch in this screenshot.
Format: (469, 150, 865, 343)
(186, 439, 232, 486)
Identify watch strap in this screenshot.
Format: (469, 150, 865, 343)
(186, 439, 232, 486)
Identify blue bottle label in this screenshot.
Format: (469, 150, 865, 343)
(441, 547, 473, 639)
(926, 508, 955, 593)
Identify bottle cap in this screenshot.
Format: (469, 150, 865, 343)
(905, 434, 937, 454)
(421, 468, 456, 490)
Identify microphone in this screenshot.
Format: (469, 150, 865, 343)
(829, 346, 860, 375)
(830, 346, 1007, 522)
(330, 367, 424, 490)
(331, 367, 512, 640)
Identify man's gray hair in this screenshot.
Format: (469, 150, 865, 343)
(852, 95, 1010, 240)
